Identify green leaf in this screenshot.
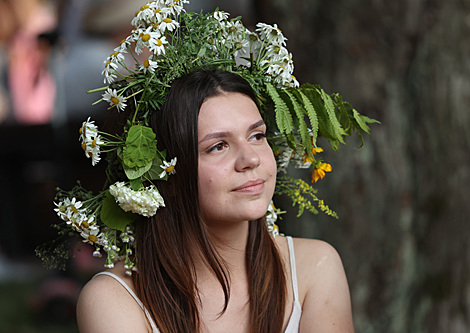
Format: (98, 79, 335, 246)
(265, 83, 294, 134)
(144, 153, 166, 180)
(130, 178, 142, 191)
(124, 159, 153, 180)
(298, 90, 318, 146)
(123, 125, 157, 168)
(353, 109, 371, 134)
(197, 46, 206, 58)
(101, 191, 136, 232)
(285, 91, 312, 155)
(320, 89, 346, 144)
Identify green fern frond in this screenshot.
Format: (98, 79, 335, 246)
(319, 89, 346, 144)
(265, 82, 294, 134)
(285, 91, 312, 156)
(298, 90, 319, 147)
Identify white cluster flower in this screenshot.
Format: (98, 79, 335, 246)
(102, 88, 127, 112)
(266, 201, 280, 237)
(276, 147, 294, 173)
(79, 117, 103, 166)
(109, 182, 165, 217)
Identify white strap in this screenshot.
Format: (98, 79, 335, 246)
(286, 236, 299, 301)
(93, 271, 160, 333)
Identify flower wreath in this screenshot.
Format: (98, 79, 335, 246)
(36, 0, 378, 274)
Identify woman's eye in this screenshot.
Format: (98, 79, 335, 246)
(251, 133, 267, 141)
(207, 142, 228, 153)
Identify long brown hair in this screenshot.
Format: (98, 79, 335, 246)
(133, 70, 287, 333)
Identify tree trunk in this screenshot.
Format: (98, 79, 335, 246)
(255, 0, 470, 332)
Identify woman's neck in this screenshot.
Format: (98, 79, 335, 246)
(198, 219, 250, 280)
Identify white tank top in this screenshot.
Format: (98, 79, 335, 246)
(93, 236, 302, 332)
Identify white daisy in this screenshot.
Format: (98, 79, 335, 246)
(80, 227, 104, 245)
(256, 22, 287, 46)
(102, 88, 127, 112)
(139, 56, 159, 73)
(159, 157, 177, 178)
(135, 26, 162, 55)
(87, 146, 102, 166)
(149, 35, 168, 56)
(158, 17, 179, 33)
(79, 117, 98, 144)
(131, 5, 155, 28)
(213, 10, 229, 21)
(101, 59, 118, 84)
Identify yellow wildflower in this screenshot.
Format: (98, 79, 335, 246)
(302, 147, 323, 164)
(311, 163, 332, 183)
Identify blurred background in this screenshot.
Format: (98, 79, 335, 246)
(0, 0, 468, 332)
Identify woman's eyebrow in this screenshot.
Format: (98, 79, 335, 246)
(199, 119, 266, 144)
(248, 119, 266, 132)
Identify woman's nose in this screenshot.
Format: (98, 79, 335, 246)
(235, 143, 261, 171)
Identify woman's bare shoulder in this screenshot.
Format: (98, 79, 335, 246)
(77, 264, 151, 333)
(291, 237, 355, 332)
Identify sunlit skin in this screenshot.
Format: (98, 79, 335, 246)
(197, 92, 277, 228)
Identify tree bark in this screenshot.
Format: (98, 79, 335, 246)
(255, 0, 470, 332)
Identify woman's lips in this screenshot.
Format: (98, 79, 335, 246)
(232, 179, 265, 194)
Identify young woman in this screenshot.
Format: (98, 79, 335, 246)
(76, 70, 354, 332)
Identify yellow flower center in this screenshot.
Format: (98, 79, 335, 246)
(92, 140, 97, 148)
(105, 61, 111, 67)
(135, 11, 139, 17)
(163, 18, 173, 23)
(79, 127, 83, 135)
(155, 9, 161, 13)
(153, 23, 160, 29)
(166, 165, 175, 173)
(144, 59, 150, 68)
(88, 152, 93, 158)
(142, 34, 151, 42)
(81, 143, 87, 151)
(111, 96, 119, 105)
(156, 39, 162, 47)
(81, 221, 89, 229)
(71, 205, 78, 213)
(88, 235, 98, 243)
(120, 38, 127, 44)
(142, 4, 149, 10)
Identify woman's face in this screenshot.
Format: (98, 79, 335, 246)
(197, 92, 277, 227)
